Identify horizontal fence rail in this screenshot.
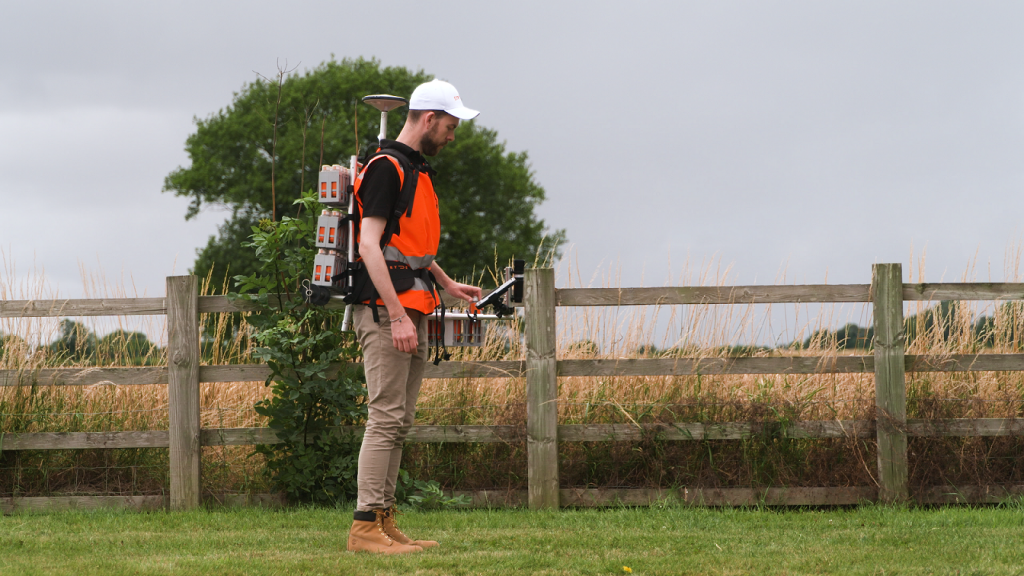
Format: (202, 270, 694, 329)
(5, 418, 1024, 451)
(556, 285, 873, 306)
(0, 292, 500, 318)
(5, 282, 1024, 318)
(3, 270, 1024, 512)
(6, 353, 1024, 388)
(554, 283, 1024, 306)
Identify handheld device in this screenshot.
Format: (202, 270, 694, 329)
(473, 259, 525, 318)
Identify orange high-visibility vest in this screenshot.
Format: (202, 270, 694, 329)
(354, 154, 441, 315)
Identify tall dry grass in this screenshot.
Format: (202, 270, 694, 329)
(3, 248, 1024, 495)
(408, 250, 1024, 491)
(0, 258, 267, 434)
(0, 254, 269, 496)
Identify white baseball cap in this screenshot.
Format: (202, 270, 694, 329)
(409, 79, 479, 120)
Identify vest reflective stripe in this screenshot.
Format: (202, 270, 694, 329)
(382, 246, 435, 270)
(355, 153, 441, 314)
(410, 277, 434, 294)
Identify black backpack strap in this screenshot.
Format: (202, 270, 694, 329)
(430, 272, 451, 365)
(352, 147, 418, 256)
(363, 147, 419, 251)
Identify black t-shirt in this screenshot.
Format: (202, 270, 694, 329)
(358, 140, 431, 219)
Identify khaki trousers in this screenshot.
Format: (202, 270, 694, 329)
(353, 305, 429, 512)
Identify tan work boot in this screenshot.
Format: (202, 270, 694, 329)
(347, 509, 423, 554)
(382, 505, 439, 549)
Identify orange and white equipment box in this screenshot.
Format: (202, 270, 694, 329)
(315, 212, 346, 251)
(317, 165, 351, 207)
(311, 252, 347, 289)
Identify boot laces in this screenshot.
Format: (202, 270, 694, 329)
(386, 505, 410, 540)
(374, 509, 394, 543)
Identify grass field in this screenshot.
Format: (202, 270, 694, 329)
(1, 504, 1023, 575)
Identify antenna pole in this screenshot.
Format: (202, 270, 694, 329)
(340, 151, 359, 332)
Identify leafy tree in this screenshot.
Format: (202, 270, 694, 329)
(164, 57, 565, 287)
(635, 344, 661, 357)
(794, 301, 999, 352)
(238, 194, 368, 503)
(965, 301, 1024, 348)
(97, 330, 158, 366)
(564, 340, 600, 357)
(904, 300, 961, 345)
(48, 320, 97, 364)
(834, 323, 873, 350)
(797, 323, 873, 350)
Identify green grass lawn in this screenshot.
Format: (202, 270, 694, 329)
(1, 503, 1023, 575)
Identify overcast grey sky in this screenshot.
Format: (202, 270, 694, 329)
(2, 1, 1023, 308)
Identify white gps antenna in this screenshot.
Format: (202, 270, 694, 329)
(361, 95, 408, 144)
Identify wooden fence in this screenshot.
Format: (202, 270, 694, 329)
(2, 264, 1024, 513)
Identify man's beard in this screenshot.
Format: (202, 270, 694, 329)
(419, 127, 447, 157)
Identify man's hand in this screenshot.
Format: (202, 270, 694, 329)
(390, 312, 419, 354)
(445, 281, 482, 303)
(428, 261, 482, 304)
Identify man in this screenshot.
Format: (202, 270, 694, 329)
(347, 79, 482, 554)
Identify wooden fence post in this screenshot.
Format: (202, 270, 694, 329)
(871, 263, 908, 503)
(167, 275, 201, 510)
(524, 268, 559, 510)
